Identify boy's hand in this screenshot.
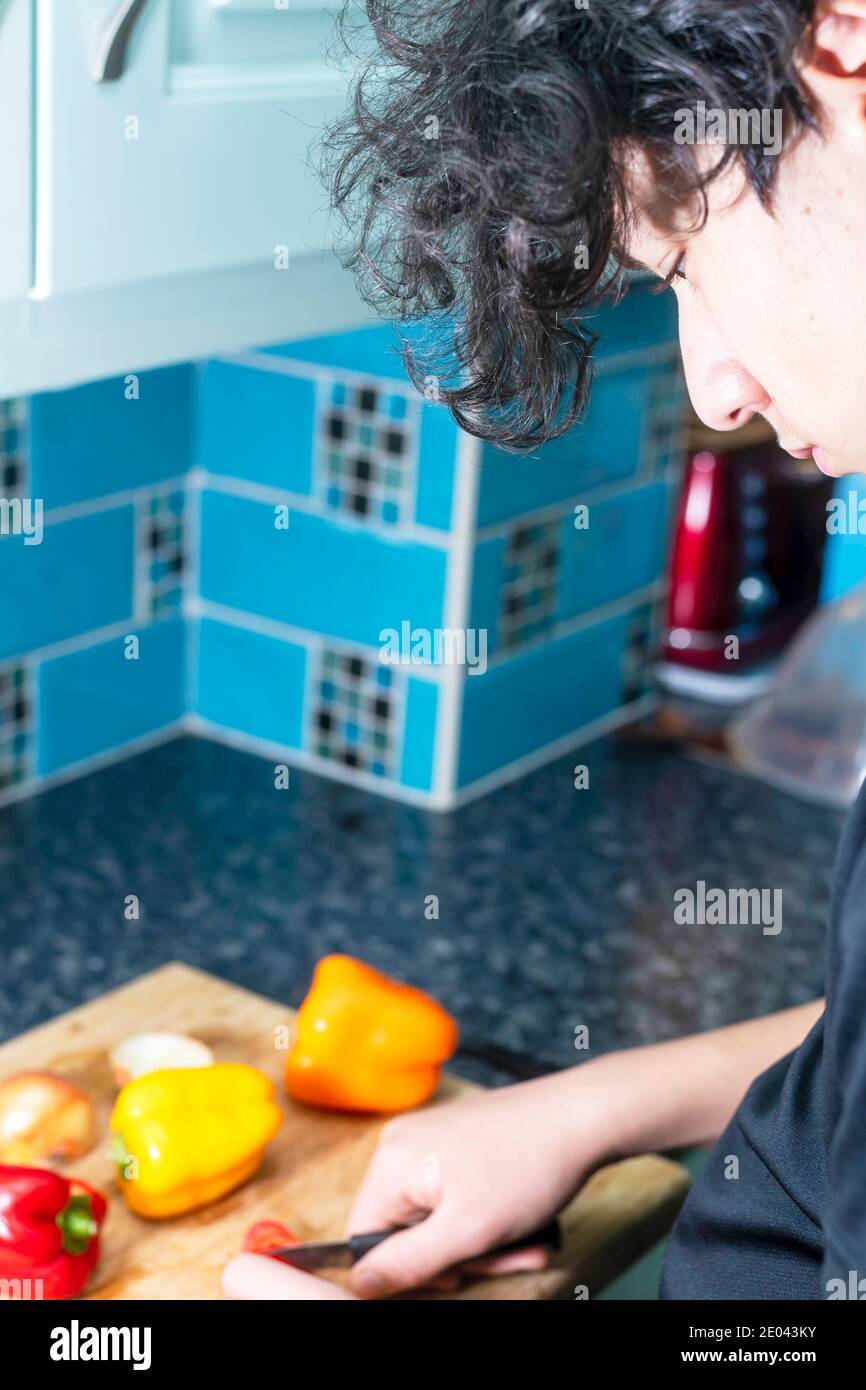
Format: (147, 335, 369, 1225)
(343, 1073, 607, 1298)
(221, 1068, 609, 1301)
(221, 1002, 826, 1300)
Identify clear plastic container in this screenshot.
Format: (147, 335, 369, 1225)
(729, 586, 866, 808)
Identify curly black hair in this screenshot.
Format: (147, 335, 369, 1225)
(323, 0, 819, 450)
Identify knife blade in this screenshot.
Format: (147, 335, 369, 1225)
(268, 1218, 562, 1271)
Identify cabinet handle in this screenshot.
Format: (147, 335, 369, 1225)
(92, 0, 151, 83)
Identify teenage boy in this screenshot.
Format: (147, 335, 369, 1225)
(224, 0, 866, 1300)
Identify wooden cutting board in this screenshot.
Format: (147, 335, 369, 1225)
(0, 963, 689, 1300)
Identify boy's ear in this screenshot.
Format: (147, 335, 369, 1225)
(803, 1, 866, 96)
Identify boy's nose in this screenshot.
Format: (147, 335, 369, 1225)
(677, 300, 771, 435)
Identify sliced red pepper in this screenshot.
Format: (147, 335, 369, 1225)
(243, 1219, 299, 1254)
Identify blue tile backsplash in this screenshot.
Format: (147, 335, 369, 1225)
(196, 618, 307, 752)
(0, 507, 135, 660)
(457, 612, 632, 787)
(38, 619, 186, 777)
(198, 490, 449, 646)
(197, 360, 315, 496)
(1, 288, 687, 809)
(29, 367, 193, 510)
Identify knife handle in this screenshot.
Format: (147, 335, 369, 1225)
(347, 1217, 562, 1264)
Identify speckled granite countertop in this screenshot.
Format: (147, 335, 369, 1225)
(0, 733, 843, 1083)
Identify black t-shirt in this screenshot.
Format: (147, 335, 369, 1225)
(660, 781, 866, 1300)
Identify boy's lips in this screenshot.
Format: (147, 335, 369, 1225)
(780, 442, 833, 473)
(811, 446, 832, 475)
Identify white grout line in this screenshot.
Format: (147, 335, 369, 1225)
(386, 660, 409, 785)
(182, 473, 202, 714)
(432, 427, 481, 800)
(184, 713, 456, 811)
(484, 579, 668, 670)
(213, 347, 424, 398)
(192, 579, 667, 682)
(403, 393, 423, 529)
(42, 477, 188, 528)
(132, 494, 149, 625)
(33, 420, 678, 550)
(217, 339, 678, 393)
(187, 692, 657, 815)
(299, 630, 317, 759)
(447, 693, 658, 810)
(0, 619, 138, 672)
(473, 462, 683, 543)
(28, 658, 39, 787)
(0, 688, 657, 817)
(191, 597, 444, 683)
(196, 468, 454, 552)
(0, 722, 186, 812)
(311, 372, 328, 510)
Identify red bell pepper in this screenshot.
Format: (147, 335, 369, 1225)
(0, 1164, 106, 1298)
(243, 1219, 299, 1255)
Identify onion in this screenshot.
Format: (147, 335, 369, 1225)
(109, 1032, 214, 1087)
(0, 1072, 97, 1164)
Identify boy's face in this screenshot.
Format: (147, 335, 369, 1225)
(624, 1, 866, 479)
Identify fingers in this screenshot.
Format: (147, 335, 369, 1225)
(343, 1129, 431, 1237)
(222, 1243, 551, 1300)
(458, 1244, 551, 1277)
(425, 1272, 462, 1291)
(343, 1184, 425, 1241)
(222, 1253, 358, 1301)
(348, 1201, 483, 1299)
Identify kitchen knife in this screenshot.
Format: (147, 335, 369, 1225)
(268, 1218, 562, 1271)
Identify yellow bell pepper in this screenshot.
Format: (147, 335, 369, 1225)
(111, 1064, 281, 1220)
(285, 954, 459, 1114)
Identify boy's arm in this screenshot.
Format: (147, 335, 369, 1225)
(582, 997, 825, 1159)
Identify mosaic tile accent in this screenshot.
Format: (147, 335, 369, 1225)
(136, 489, 185, 621)
(499, 519, 561, 650)
(317, 379, 416, 527)
(0, 397, 27, 495)
(0, 662, 33, 789)
(622, 598, 664, 702)
(308, 645, 402, 778)
(643, 353, 687, 477)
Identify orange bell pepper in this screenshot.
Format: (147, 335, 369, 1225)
(285, 955, 458, 1113)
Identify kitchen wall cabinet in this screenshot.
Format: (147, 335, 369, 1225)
(0, 0, 33, 307)
(0, 0, 369, 396)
